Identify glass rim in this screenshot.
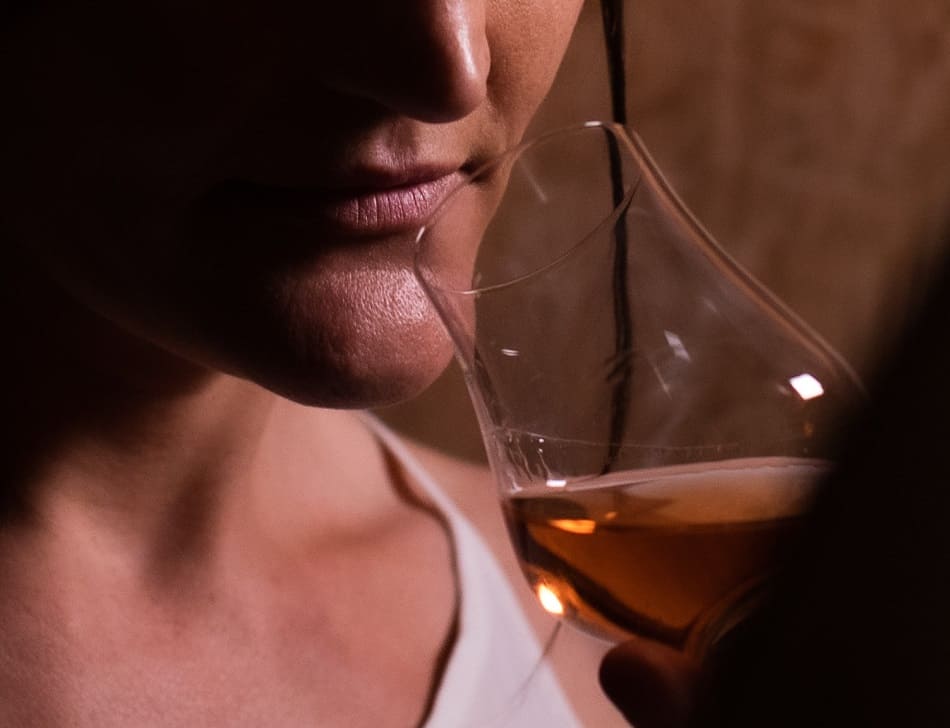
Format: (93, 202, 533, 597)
(413, 119, 637, 296)
(412, 118, 867, 394)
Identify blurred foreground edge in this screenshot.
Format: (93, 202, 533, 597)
(691, 231, 950, 728)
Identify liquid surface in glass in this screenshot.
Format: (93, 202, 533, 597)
(502, 456, 826, 649)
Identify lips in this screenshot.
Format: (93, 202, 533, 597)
(320, 171, 465, 234)
(204, 168, 466, 237)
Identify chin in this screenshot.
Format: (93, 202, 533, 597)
(202, 263, 459, 410)
(262, 330, 455, 410)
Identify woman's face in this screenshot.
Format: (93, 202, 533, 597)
(1, 0, 584, 406)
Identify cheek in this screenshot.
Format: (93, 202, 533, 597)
(0, 6, 251, 284)
(0, 0, 584, 410)
(487, 0, 586, 133)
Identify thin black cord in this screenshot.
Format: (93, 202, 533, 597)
(600, 0, 634, 471)
(601, 0, 628, 126)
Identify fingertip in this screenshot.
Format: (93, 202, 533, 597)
(599, 639, 698, 728)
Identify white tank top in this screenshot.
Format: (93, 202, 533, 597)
(363, 417, 583, 728)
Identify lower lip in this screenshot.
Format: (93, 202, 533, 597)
(208, 173, 466, 237)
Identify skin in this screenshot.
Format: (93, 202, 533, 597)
(600, 639, 698, 728)
(0, 1, 604, 726)
(1, 0, 588, 407)
(0, 1, 701, 726)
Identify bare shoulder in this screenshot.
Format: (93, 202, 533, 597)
(398, 436, 630, 727)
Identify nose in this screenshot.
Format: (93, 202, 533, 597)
(325, 1, 490, 123)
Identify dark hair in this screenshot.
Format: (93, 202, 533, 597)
(599, 0, 628, 125)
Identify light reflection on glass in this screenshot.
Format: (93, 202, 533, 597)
(550, 518, 597, 535)
(537, 583, 565, 615)
(789, 373, 824, 400)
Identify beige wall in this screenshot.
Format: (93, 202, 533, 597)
(376, 0, 950, 461)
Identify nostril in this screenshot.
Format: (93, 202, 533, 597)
(416, 62, 488, 124)
(407, 11, 490, 122)
(315, 0, 491, 124)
